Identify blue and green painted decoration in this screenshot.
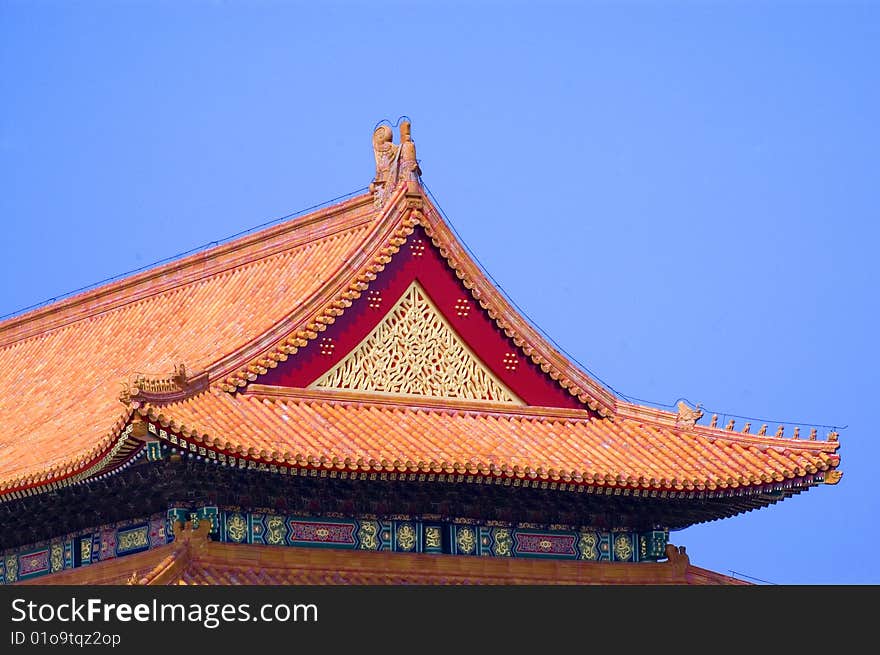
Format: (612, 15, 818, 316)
(0, 516, 171, 584)
(0, 506, 668, 584)
(208, 508, 666, 562)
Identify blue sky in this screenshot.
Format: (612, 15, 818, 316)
(1, 1, 877, 583)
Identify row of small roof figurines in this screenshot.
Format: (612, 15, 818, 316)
(676, 401, 838, 441)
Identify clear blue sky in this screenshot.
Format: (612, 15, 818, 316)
(1, 1, 876, 584)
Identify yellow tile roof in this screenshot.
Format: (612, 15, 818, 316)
(0, 182, 841, 506)
(142, 386, 839, 493)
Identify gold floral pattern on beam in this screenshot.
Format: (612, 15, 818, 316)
(226, 514, 247, 543)
(457, 527, 476, 555)
(424, 526, 442, 549)
(266, 516, 285, 545)
(358, 522, 380, 550)
(578, 531, 599, 561)
(397, 523, 417, 551)
(312, 282, 522, 403)
(117, 528, 149, 553)
(493, 528, 513, 557)
(5, 556, 17, 582)
(50, 543, 63, 572)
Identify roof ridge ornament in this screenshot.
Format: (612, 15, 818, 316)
(676, 400, 703, 427)
(119, 362, 209, 406)
(370, 118, 420, 209)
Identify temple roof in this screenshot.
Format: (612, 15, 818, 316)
(144, 387, 838, 499)
(0, 123, 841, 517)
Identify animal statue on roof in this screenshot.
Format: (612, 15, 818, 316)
(370, 124, 400, 207)
(399, 120, 421, 182)
(676, 401, 703, 427)
(370, 119, 419, 208)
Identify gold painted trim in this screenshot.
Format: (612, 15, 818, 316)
(245, 385, 594, 419)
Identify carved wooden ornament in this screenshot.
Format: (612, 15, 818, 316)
(312, 281, 523, 404)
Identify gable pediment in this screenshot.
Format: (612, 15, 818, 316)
(256, 224, 583, 410)
(311, 281, 523, 404)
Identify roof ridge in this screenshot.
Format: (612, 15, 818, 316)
(206, 184, 414, 385)
(616, 400, 840, 450)
(0, 177, 843, 505)
(0, 193, 374, 349)
(219, 183, 619, 416)
(418, 195, 618, 415)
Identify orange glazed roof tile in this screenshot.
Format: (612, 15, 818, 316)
(0, 194, 376, 492)
(0, 175, 841, 509)
(134, 386, 839, 510)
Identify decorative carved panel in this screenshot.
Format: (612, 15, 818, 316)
(312, 282, 523, 404)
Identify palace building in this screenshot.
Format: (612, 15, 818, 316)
(0, 121, 841, 585)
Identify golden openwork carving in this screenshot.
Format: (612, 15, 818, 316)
(312, 282, 523, 404)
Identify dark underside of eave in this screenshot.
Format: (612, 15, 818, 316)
(0, 458, 806, 550)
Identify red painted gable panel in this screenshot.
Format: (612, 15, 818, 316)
(260, 226, 583, 409)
